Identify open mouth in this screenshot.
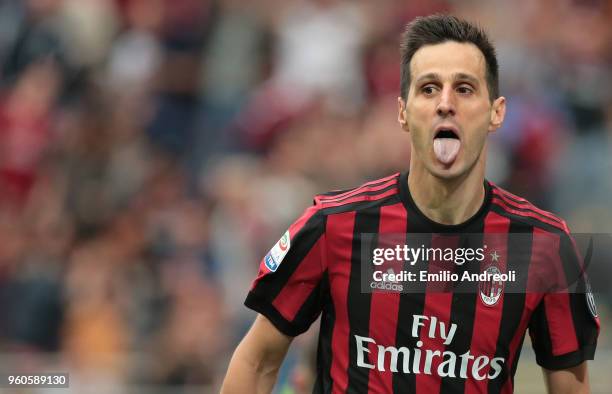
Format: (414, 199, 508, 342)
(433, 127, 461, 165)
(434, 128, 460, 140)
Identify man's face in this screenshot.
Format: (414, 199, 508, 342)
(398, 41, 505, 180)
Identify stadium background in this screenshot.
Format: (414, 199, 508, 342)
(0, 0, 610, 392)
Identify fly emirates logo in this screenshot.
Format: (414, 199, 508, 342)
(354, 315, 504, 380)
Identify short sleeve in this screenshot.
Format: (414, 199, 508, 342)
(528, 231, 600, 370)
(245, 203, 328, 337)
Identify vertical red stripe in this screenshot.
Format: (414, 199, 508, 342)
(499, 293, 539, 394)
(499, 295, 537, 394)
(465, 211, 510, 394)
(366, 203, 407, 393)
(415, 235, 458, 393)
(327, 211, 356, 393)
(544, 293, 580, 355)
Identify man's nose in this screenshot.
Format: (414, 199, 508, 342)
(436, 87, 456, 117)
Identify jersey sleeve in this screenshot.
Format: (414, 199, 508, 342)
(245, 203, 327, 337)
(528, 230, 600, 370)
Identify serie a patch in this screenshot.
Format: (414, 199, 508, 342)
(264, 230, 291, 272)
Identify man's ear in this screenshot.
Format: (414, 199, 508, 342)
(488, 96, 506, 132)
(398, 97, 409, 132)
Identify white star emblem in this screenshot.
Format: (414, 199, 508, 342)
(490, 251, 500, 262)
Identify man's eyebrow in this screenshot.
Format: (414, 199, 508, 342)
(414, 72, 480, 86)
(453, 73, 480, 85)
(414, 73, 440, 85)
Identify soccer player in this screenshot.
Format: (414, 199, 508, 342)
(221, 15, 599, 393)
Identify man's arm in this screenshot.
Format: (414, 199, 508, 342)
(543, 362, 590, 394)
(221, 314, 293, 394)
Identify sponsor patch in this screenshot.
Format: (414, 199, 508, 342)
(264, 230, 291, 272)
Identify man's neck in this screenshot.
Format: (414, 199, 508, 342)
(407, 165, 485, 226)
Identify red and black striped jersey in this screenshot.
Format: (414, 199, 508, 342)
(245, 172, 599, 394)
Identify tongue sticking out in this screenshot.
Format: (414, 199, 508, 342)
(433, 138, 460, 165)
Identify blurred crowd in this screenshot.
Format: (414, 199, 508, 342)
(0, 0, 610, 392)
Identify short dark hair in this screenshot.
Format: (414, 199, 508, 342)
(400, 14, 499, 101)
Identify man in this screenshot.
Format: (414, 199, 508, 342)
(222, 15, 599, 393)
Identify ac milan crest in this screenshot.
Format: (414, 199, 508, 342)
(479, 265, 504, 306)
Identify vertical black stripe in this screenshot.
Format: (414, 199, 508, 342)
(487, 222, 533, 394)
(392, 218, 431, 393)
(294, 271, 329, 330)
(510, 333, 527, 383)
(559, 234, 595, 349)
(391, 293, 427, 392)
(439, 228, 485, 393)
(346, 206, 381, 393)
(558, 233, 582, 293)
(314, 271, 334, 394)
(529, 301, 553, 367)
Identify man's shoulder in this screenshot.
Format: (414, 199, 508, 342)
(311, 172, 402, 215)
(488, 181, 570, 234)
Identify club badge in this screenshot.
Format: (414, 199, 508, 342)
(479, 265, 504, 306)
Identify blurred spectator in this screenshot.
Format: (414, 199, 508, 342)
(273, 0, 367, 113)
(0, 60, 61, 208)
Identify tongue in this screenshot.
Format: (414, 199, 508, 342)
(433, 138, 460, 165)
